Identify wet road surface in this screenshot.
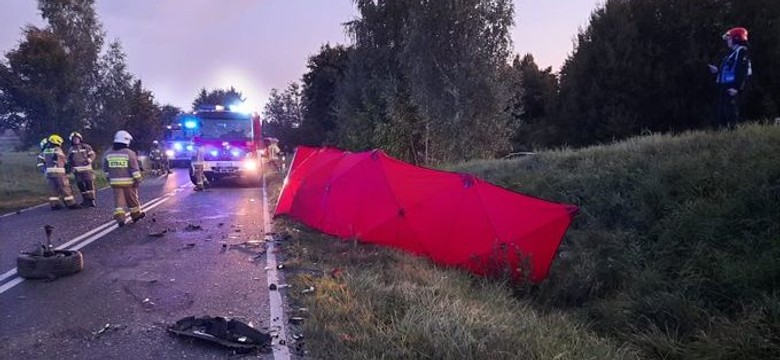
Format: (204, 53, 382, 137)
(0, 169, 290, 359)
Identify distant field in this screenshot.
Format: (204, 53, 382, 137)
(274, 123, 780, 359)
(0, 151, 108, 212)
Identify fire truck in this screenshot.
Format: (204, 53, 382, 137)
(187, 105, 264, 185)
(163, 114, 198, 168)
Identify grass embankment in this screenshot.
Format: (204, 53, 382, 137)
(274, 124, 780, 359)
(0, 151, 109, 212)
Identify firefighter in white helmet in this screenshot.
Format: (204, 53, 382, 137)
(43, 134, 79, 210)
(67, 131, 97, 207)
(103, 130, 145, 226)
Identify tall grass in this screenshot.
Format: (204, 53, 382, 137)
(0, 151, 108, 212)
(454, 124, 780, 358)
(280, 222, 635, 359)
(275, 124, 779, 359)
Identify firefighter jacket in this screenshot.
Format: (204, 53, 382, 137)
(718, 45, 752, 90)
(42, 146, 68, 178)
(150, 146, 163, 160)
(192, 146, 205, 166)
(103, 148, 142, 187)
(267, 143, 281, 161)
(68, 143, 96, 173)
(36, 151, 46, 174)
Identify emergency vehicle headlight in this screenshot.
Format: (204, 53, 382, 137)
(184, 120, 198, 129)
(230, 149, 242, 158)
(243, 159, 258, 171)
(173, 142, 184, 151)
(186, 145, 194, 151)
(209, 150, 219, 157)
(165, 150, 175, 157)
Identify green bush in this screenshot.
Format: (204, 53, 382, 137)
(454, 124, 780, 358)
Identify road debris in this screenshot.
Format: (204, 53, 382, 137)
(289, 317, 305, 325)
(184, 224, 203, 231)
(168, 316, 271, 350)
(269, 283, 277, 291)
(301, 286, 315, 294)
(147, 229, 168, 238)
(93, 323, 111, 336)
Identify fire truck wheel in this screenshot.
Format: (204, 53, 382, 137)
(17, 250, 84, 279)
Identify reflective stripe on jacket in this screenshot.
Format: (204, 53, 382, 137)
(103, 148, 142, 186)
(43, 147, 67, 178)
(68, 143, 96, 172)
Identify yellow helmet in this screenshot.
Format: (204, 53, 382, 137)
(48, 134, 64, 146)
(69, 131, 83, 141)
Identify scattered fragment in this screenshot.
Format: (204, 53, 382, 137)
(184, 224, 203, 231)
(93, 323, 111, 336)
(148, 230, 168, 238)
(276, 264, 284, 270)
(180, 243, 196, 249)
(168, 316, 272, 350)
(169, 278, 175, 282)
(218, 223, 225, 227)
(279, 339, 286, 345)
(292, 333, 304, 341)
(269, 284, 277, 291)
(289, 317, 305, 325)
(301, 286, 315, 294)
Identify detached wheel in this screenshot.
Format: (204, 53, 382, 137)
(17, 250, 84, 279)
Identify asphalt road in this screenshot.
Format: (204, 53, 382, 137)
(0, 169, 291, 359)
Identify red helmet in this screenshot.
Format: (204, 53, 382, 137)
(723, 27, 748, 42)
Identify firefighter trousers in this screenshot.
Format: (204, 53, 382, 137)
(193, 164, 207, 190)
(75, 170, 96, 201)
(48, 176, 76, 208)
(112, 186, 142, 223)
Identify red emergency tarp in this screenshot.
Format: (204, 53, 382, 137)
(275, 146, 578, 282)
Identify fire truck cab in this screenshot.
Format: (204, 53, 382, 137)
(187, 105, 264, 185)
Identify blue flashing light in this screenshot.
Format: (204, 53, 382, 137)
(184, 120, 198, 129)
(230, 149, 242, 158)
(173, 142, 184, 151)
(210, 150, 219, 157)
(186, 145, 194, 151)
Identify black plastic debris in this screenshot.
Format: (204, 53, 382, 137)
(269, 283, 277, 291)
(148, 230, 167, 238)
(168, 316, 271, 350)
(184, 224, 203, 231)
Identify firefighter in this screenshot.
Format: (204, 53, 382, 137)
(36, 137, 48, 174)
(67, 131, 97, 207)
(149, 140, 169, 175)
(191, 145, 208, 191)
(103, 130, 145, 226)
(43, 134, 79, 210)
(266, 138, 282, 172)
(709, 27, 752, 129)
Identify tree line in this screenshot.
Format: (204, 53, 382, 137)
(0, 0, 178, 150)
(263, 0, 779, 163)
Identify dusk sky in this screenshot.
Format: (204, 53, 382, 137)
(1, 1, 602, 111)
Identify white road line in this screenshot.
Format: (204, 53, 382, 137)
(0, 186, 111, 219)
(0, 277, 24, 294)
(0, 190, 177, 295)
(264, 173, 291, 360)
(0, 268, 17, 283)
